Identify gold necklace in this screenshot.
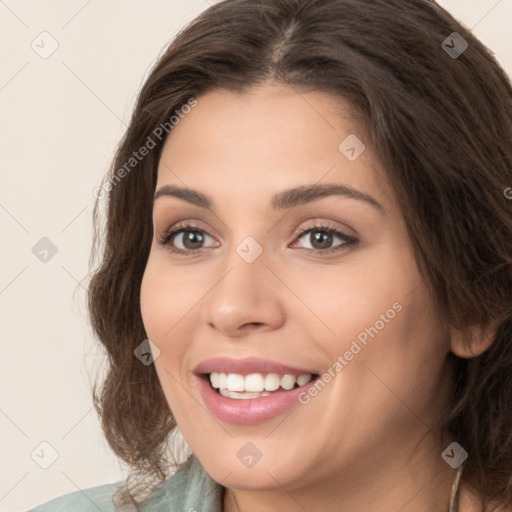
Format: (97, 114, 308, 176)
(449, 463, 465, 512)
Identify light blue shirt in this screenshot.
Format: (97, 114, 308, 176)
(28, 455, 224, 511)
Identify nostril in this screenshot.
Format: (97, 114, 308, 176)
(241, 322, 264, 330)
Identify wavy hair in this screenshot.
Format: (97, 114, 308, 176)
(88, 0, 512, 508)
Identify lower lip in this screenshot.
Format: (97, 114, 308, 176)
(197, 375, 318, 425)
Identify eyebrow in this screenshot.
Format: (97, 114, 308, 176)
(153, 183, 385, 213)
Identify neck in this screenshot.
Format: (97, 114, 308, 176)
(223, 431, 458, 512)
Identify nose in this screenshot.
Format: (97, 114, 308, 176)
(201, 245, 286, 338)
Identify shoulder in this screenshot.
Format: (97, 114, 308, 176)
(141, 455, 224, 511)
(28, 456, 224, 512)
(27, 481, 121, 512)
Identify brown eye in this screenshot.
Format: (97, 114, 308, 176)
(307, 230, 335, 250)
(292, 226, 358, 254)
(158, 224, 217, 254)
(176, 229, 206, 250)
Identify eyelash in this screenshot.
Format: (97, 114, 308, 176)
(157, 221, 358, 256)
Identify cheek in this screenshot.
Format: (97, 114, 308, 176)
(293, 248, 415, 355)
(140, 254, 197, 342)
(140, 260, 164, 338)
(140, 259, 192, 414)
(140, 257, 186, 378)
(304, 242, 445, 396)
(140, 253, 212, 393)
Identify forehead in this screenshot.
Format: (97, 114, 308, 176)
(156, 84, 392, 210)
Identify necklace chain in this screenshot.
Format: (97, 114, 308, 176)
(449, 463, 465, 512)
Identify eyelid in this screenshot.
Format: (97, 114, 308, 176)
(290, 223, 358, 253)
(158, 221, 217, 248)
(293, 217, 358, 239)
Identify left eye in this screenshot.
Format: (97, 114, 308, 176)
(291, 226, 358, 253)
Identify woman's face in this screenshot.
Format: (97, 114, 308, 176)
(140, 83, 453, 498)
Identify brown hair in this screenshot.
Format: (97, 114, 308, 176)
(88, 0, 512, 508)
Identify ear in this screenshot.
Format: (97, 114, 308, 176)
(450, 318, 501, 358)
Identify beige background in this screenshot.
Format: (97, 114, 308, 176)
(1, 1, 511, 510)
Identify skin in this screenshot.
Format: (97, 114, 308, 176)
(139, 83, 496, 512)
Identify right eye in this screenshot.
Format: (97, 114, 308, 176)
(158, 223, 219, 255)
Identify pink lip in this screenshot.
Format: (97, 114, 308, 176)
(193, 356, 316, 376)
(197, 374, 319, 424)
(193, 357, 319, 425)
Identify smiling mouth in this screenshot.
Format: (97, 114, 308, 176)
(205, 371, 319, 399)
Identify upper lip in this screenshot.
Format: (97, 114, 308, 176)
(194, 357, 318, 376)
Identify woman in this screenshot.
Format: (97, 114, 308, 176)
(30, 0, 512, 510)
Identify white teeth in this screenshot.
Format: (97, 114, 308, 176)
(219, 389, 271, 399)
(208, 372, 315, 394)
(226, 373, 245, 392)
(297, 374, 313, 386)
(280, 374, 296, 390)
(264, 373, 281, 391)
(210, 372, 220, 388)
(245, 373, 265, 392)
